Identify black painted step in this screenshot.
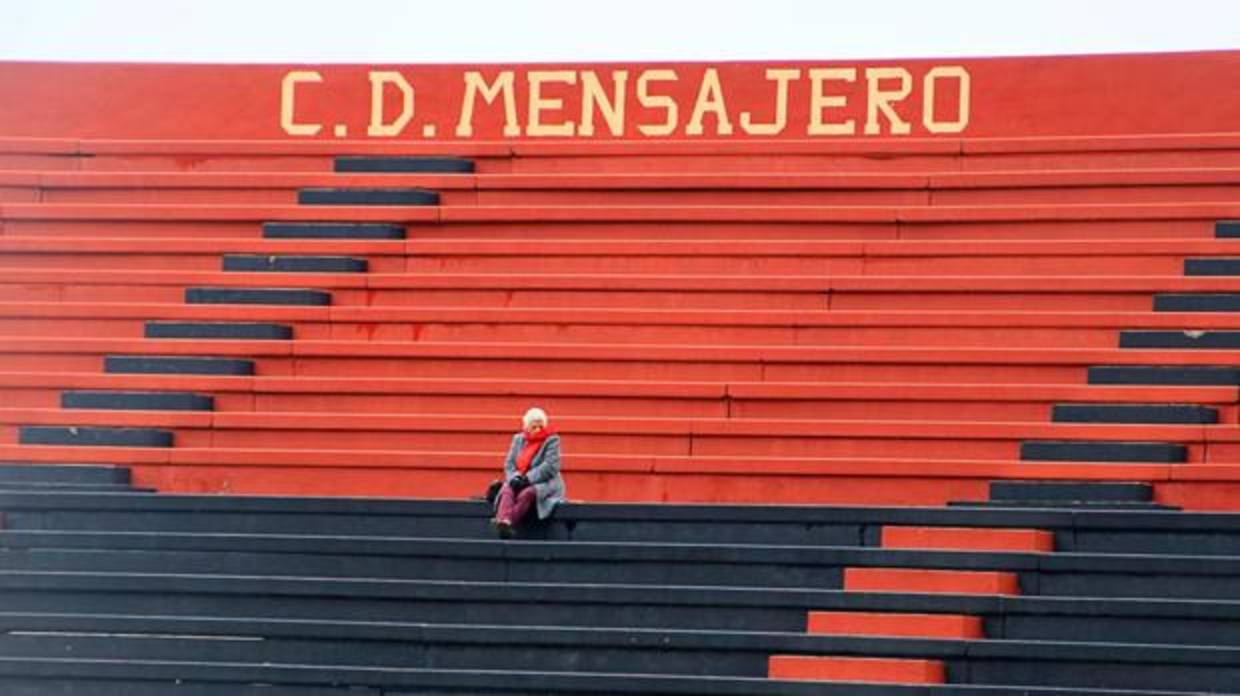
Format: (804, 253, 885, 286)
(7, 571, 1236, 647)
(0, 675, 354, 696)
(262, 222, 405, 240)
(1216, 220, 1240, 237)
(18, 427, 173, 448)
(1121, 330, 1240, 348)
(1088, 365, 1240, 385)
(0, 464, 130, 484)
(10, 492, 1240, 556)
(104, 356, 254, 376)
(335, 156, 475, 174)
(1184, 258, 1240, 275)
(145, 321, 293, 340)
(0, 660, 1197, 696)
(1051, 403, 1218, 424)
(0, 614, 1236, 693)
(0, 491, 1216, 536)
(1153, 293, 1240, 312)
(61, 391, 214, 412)
(297, 188, 439, 206)
(951, 500, 1177, 511)
(991, 481, 1155, 503)
(1021, 440, 1187, 463)
(185, 287, 330, 306)
(222, 255, 368, 273)
(0, 482, 141, 493)
(17, 530, 1240, 597)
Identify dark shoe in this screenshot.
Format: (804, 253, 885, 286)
(492, 518, 514, 539)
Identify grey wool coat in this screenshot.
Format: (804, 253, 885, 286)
(501, 431, 566, 520)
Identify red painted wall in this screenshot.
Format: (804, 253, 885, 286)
(1, 51, 1237, 141)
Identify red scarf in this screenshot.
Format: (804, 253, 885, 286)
(515, 427, 556, 475)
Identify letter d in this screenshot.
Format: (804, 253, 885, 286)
(368, 71, 414, 137)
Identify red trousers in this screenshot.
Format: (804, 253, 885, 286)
(496, 482, 537, 525)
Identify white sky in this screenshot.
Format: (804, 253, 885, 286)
(1, 0, 1238, 64)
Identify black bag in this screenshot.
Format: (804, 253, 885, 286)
(484, 479, 503, 505)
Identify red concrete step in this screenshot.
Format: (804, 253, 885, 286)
(0, 431, 1228, 507)
(3, 202, 1237, 240)
(13, 132, 1239, 174)
(0, 279, 830, 311)
(0, 187, 35, 203)
(365, 272, 1240, 295)
(0, 303, 325, 323)
(12, 336, 1240, 384)
(6, 267, 1240, 308)
(421, 218, 1213, 242)
(3, 172, 925, 206)
(0, 253, 221, 272)
(0, 270, 363, 305)
(0, 203, 437, 223)
(9, 349, 1081, 383)
(8, 167, 1240, 204)
(431, 201, 1238, 224)
(401, 236, 1240, 255)
(506, 140, 1240, 175)
(806, 611, 984, 639)
(2, 215, 1213, 242)
(350, 287, 1171, 312)
(41, 187, 298, 205)
(6, 236, 1240, 276)
(0, 387, 1215, 423)
(3, 278, 1230, 312)
(0, 385, 1037, 420)
(0, 406, 1216, 461)
(881, 526, 1055, 552)
(0, 171, 476, 205)
(0, 204, 431, 242)
(0, 284, 182, 304)
(402, 250, 1189, 277)
(311, 324, 1130, 348)
(0, 318, 147, 339)
(1, 387, 726, 418)
(0, 385, 1230, 424)
(0, 317, 1131, 349)
(0, 220, 272, 239)
(0, 441, 1185, 503)
(0, 314, 1065, 348)
(395, 237, 1240, 278)
(844, 568, 1021, 595)
(32, 301, 1240, 330)
(768, 655, 945, 684)
(0, 236, 405, 255)
(4, 372, 1231, 422)
(55, 146, 1240, 175)
(14, 176, 1240, 207)
(0, 354, 1070, 384)
(343, 284, 1199, 313)
(477, 171, 1240, 206)
(0, 240, 404, 273)
(3, 333, 1234, 367)
(371, 273, 1240, 312)
(23, 301, 1240, 343)
(0, 139, 497, 174)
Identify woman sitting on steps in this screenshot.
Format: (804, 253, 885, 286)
(491, 407, 565, 538)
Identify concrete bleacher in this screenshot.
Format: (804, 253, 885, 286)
(4, 146, 1240, 505)
(4, 52, 1240, 691)
(0, 466, 1237, 693)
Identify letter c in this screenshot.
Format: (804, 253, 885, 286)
(281, 71, 323, 136)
